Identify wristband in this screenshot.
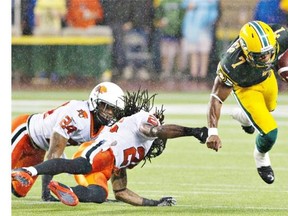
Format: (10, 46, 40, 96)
(210, 94, 223, 104)
(142, 198, 158, 206)
(208, 128, 218, 136)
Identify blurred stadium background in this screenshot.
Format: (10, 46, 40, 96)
(11, 0, 287, 92)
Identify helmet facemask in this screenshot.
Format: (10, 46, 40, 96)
(93, 101, 123, 126)
(247, 45, 277, 68)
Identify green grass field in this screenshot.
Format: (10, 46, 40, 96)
(11, 90, 288, 216)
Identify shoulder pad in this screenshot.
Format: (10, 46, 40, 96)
(217, 64, 233, 87)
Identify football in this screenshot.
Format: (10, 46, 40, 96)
(277, 49, 288, 82)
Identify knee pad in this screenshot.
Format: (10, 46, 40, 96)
(256, 128, 278, 153)
(87, 185, 107, 203)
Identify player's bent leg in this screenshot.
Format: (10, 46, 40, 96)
(256, 129, 277, 153)
(254, 147, 274, 184)
(12, 148, 45, 197)
(48, 181, 79, 206)
(254, 129, 277, 184)
(72, 184, 107, 203)
(41, 175, 59, 202)
(231, 108, 255, 134)
(73, 171, 109, 203)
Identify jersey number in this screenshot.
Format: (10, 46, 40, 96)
(43, 101, 70, 119)
(231, 56, 246, 69)
(60, 116, 77, 134)
(120, 147, 145, 169)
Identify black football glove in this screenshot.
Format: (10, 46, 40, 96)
(157, 197, 176, 206)
(194, 127, 208, 144)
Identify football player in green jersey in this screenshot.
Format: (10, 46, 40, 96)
(206, 20, 288, 184)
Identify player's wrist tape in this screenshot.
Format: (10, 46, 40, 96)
(208, 128, 218, 136)
(149, 126, 157, 137)
(113, 188, 126, 193)
(142, 198, 158, 206)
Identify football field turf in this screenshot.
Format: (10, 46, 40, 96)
(11, 90, 288, 216)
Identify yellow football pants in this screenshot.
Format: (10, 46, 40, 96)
(232, 71, 278, 135)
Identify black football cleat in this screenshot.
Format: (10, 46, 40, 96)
(257, 166, 275, 184)
(241, 125, 255, 134)
(194, 127, 208, 144)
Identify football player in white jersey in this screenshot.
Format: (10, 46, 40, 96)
(11, 82, 125, 201)
(12, 90, 208, 207)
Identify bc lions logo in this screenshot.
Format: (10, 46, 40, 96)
(95, 85, 108, 94)
(77, 109, 88, 119)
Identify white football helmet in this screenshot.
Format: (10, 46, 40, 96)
(88, 82, 125, 125)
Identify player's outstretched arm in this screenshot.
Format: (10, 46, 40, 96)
(140, 123, 208, 144)
(111, 169, 176, 206)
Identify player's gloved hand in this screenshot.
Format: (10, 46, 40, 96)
(142, 197, 176, 206)
(157, 197, 177, 206)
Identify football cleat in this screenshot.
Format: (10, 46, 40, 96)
(257, 166, 275, 184)
(231, 108, 254, 134)
(48, 181, 79, 206)
(194, 127, 208, 144)
(254, 148, 274, 184)
(11, 168, 33, 187)
(11, 183, 22, 197)
(241, 125, 255, 134)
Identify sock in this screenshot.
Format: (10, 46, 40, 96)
(253, 147, 271, 168)
(24, 166, 38, 176)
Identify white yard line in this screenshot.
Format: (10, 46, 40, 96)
(12, 100, 288, 117)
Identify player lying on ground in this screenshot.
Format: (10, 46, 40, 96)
(12, 89, 208, 207)
(12, 82, 125, 201)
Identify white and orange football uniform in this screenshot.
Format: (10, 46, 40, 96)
(12, 100, 104, 197)
(72, 110, 160, 198)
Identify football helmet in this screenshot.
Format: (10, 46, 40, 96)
(239, 21, 278, 68)
(88, 82, 125, 126)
